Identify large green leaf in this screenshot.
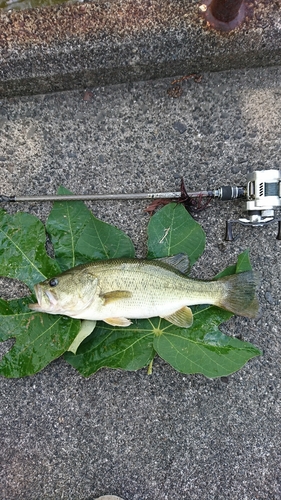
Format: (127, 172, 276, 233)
(152, 309, 260, 378)
(64, 322, 155, 376)
(0, 192, 136, 377)
(0, 209, 81, 377)
(46, 186, 135, 270)
(0, 198, 261, 379)
(0, 297, 80, 378)
(65, 306, 261, 379)
(0, 210, 60, 290)
(147, 203, 205, 266)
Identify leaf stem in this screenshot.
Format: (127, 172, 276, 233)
(147, 359, 154, 375)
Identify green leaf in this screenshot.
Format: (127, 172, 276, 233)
(64, 321, 155, 376)
(0, 209, 80, 377)
(0, 194, 261, 379)
(46, 186, 135, 270)
(215, 249, 252, 280)
(65, 310, 261, 378)
(0, 297, 80, 378)
(152, 310, 261, 378)
(147, 203, 205, 266)
(0, 193, 136, 377)
(236, 249, 252, 273)
(0, 210, 61, 290)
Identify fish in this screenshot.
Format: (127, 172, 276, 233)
(29, 254, 260, 328)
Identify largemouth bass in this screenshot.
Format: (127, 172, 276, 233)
(29, 255, 260, 328)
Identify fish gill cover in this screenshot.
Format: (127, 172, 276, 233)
(0, 187, 261, 378)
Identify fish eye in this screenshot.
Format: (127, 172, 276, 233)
(49, 278, 59, 287)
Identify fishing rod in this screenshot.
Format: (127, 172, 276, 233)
(1, 169, 281, 241)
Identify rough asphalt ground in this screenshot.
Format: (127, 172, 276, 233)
(0, 65, 280, 499)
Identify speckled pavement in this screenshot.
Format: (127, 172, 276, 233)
(1, 1, 281, 499)
(0, 63, 280, 499)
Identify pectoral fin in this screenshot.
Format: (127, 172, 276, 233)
(101, 290, 132, 305)
(104, 317, 132, 327)
(162, 306, 193, 328)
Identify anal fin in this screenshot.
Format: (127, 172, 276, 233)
(162, 306, 193, 328)
(104, 317, 132, 327)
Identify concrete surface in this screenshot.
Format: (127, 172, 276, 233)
(0, 64, 281, 499)
(0, 0, 281, 97)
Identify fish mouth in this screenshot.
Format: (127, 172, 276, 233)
(29, 284, 58, 312)
(34, 284, 42, 304)
(45, 289, 58, 306)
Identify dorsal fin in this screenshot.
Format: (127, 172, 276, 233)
(156, 253, 190, 274)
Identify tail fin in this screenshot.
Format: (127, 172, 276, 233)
(217, 271, 260, 319)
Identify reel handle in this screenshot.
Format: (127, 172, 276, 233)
(225, 220, 235, 241)
(225, 219, 281, 241)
